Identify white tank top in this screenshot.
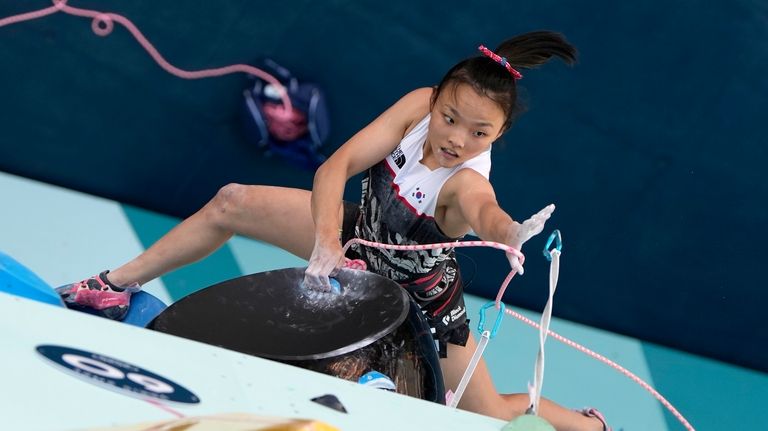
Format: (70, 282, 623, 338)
(385, 114, 492, 217)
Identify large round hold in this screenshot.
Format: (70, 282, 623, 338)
(148, 267, 444, 403)
(149, 268, 409, 359)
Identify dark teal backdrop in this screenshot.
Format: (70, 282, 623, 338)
(1, 1, 766, 372)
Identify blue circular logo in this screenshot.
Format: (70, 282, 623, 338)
(36, 345, 200, 404)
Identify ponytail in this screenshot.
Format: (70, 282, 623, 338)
(432, 30, 577, 132)
(495, 31, 577, 71)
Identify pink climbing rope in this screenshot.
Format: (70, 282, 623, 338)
(143, 398, 185, 419)
(344, 237, 695, 431)
(0, 0, 293, 115)
(505, 308, 695, 430)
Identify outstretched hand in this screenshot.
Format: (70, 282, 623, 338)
(507, 204, 555, 275)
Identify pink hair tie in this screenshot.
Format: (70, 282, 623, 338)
(478, 45, 523, 80)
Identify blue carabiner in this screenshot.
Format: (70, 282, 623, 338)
(478, 301, 506, 339)
(542, 229, 562, 262)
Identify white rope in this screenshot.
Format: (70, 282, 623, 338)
(528, 248, 561, 414)
(448, 330, 491, 408)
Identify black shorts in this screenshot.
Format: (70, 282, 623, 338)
(341, 202, 470, 358)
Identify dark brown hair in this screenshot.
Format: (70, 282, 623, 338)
(431, 31, 577, 132)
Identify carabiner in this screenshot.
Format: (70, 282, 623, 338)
(542, 229, 562, 262)
(478, 301, 506, 338)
